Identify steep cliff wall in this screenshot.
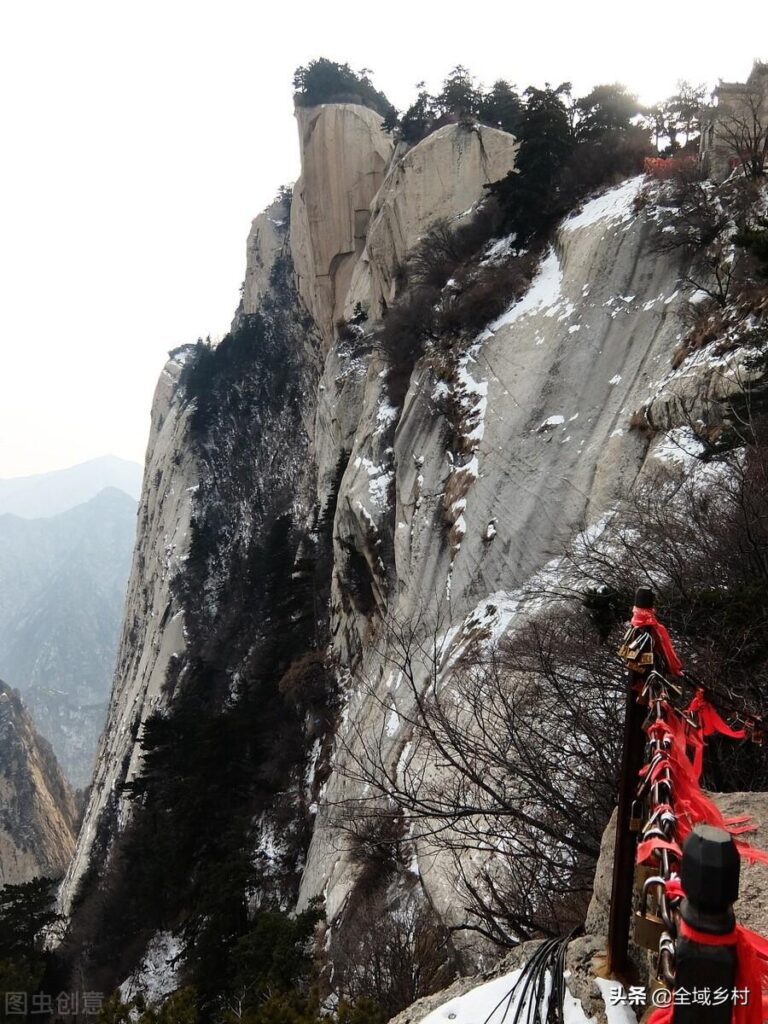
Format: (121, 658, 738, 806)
(0, 681, 77, 885)
(291, 104, 393, 346)
(300, 175, 726, 925)
(58, 349, 197, 916)
(58, 101, 765, 995)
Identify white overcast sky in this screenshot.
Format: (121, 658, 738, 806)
(0, 0, 765, 477)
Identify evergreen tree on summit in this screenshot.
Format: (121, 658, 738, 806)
(486, 83, 574, 242)
(574, 83, 640, 140)
(436, 66, 482, 120)
(478, 80, 522, 134)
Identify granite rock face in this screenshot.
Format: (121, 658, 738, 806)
(290, 103, 393, 347)
(58, 349, 197, 917)
(0, 681, 77, 885)
(241, 195, 290, 316)
(346, 123, 519, 319)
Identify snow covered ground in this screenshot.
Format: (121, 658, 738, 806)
(418, 966, 638, 1024)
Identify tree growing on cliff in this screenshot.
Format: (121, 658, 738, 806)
(0, 877, 60, 1020)
(398, 84, 437, 143)
(667, 81, 707, 149)
(435, 66, 482, 121)
(485, 83, 575, 242)
(478, 80, 522, 134)
(574, 83, 640, 140)
(292, 59, 395, 121)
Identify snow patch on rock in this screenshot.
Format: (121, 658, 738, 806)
(119, 931, 182, 1004)
(563, 176, 643, 233)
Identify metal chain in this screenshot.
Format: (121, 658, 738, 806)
(636, 670, 682, 985)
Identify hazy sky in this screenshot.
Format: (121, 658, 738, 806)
(1, 0, 765, 477)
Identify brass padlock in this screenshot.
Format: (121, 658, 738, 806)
(633, 910, 665, 950)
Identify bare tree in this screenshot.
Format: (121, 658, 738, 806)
(330, 416, 768, 951)
(330, 891, 455, 1018)
(332, 606, 624, 947)
(649, 170, 737, 307)
(715, 81, 768, 181)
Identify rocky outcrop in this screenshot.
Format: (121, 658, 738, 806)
(0, 681, 77, 885)
(346, 123, 519, 319)
(57, 349, 197, 916)
(290, 104, 393, 347)
(241, 195, 290, 316)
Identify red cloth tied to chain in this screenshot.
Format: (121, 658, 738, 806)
(636, 709, 768, 866)
(646, 882, 768, 1024)
(631, 606, 684, 676)
(685, 688, 747, 779)
(636, 685, 768, 1023)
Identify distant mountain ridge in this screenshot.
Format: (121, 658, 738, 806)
(0, 487, 137, 786)
(0, 455, 142, 518)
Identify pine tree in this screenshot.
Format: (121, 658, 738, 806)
(574, 83, 640, 140)
(486, 83, 574, 241)
(478, 80, 522, 134)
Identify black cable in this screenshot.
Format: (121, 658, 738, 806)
(480, 931, 579, 1024)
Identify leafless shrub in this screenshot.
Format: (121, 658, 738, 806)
(437, 256, 536, 339)
(344, 808, 408, 896)
(330, 890, 456, 1017)
(333, 606, 623, 947)
(377, 289, 438, 408)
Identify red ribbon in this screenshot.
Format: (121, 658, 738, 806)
(637, 684, 768, 1024)
(685, 688, 747, 778)
(631, 606, 684, 676)
(635, 709, 768, 867)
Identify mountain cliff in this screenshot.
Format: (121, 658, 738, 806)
(0, 681, 77, 885)
(55, 84, 768, 1014)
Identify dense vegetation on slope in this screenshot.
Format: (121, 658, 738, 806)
(385, 65, 703, 150)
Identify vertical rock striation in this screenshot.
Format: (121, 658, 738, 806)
(290, 103, 393, 347)
(58, 349, 197, 916)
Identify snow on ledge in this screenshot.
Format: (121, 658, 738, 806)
(562, 176, 644, 233)
(418, 967, 595, 1024)
(491, 248, 564, 329)
(594, 978, 639, 1023)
